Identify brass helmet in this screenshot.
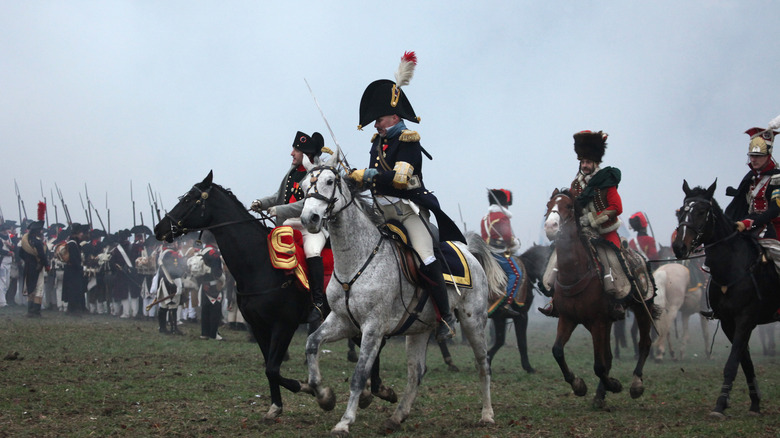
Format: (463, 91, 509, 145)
(746, 114, 780, 156)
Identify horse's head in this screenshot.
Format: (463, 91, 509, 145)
(154, 171, 215, 243)
(672, 179, 716, 259)
(300, 152, 353, 233)
(544, 188, 574, 241)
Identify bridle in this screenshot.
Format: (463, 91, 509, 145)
(545, 193, 574, 238)
(676, 197, 715, 257)
(163, 183, 268, 239)
(304, 165, 355, 222)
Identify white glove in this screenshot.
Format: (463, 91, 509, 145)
(579, 214, 591, 227)
(267, 206, 277, 217)
(250, 199, 263, 213)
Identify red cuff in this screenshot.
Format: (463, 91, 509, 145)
(741, 219, 754, 229)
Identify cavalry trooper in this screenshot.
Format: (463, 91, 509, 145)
(540, 130, 632, 320)
(348, 51, 465, 341)
(628, 212, 658, 261)
(480, 189, 523, 316)
(251, 131, 330, 321)
(725, 115, 780, 320)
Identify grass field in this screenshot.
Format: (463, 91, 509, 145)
(1, 304, 779, 437)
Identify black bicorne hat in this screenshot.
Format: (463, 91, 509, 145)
(573, 130, 608, 163)
(292, 131, 325, 157)
(27, 221, 44, 232)
(358, 52, 420, 130)
(488, 189, 512, 207)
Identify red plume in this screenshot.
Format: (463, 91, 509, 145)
(401, 51, 417, 65)
(38, 201, 46, 222)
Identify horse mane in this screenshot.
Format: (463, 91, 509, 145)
(344, 176, 385, 226)
(210, 183, 271, 230)
(684, 186, 725, 217)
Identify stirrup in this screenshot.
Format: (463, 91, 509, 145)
(436, 317, 455, 342)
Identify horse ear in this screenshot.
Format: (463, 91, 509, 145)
(326, 147, 340, 168)
(706, 179, 717, 199)
(552, 188, 560, 197)
(682, 179, 691, 196)
(202, 170, 213, 187)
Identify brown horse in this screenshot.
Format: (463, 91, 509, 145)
(544, 188, 656, 408)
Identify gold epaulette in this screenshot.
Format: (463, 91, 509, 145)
(371, 133, 379, 142)
(399, 130, 420, 142)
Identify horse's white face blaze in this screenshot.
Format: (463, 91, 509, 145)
(300, 167, 340, 233)
(544, 196, 565, 240)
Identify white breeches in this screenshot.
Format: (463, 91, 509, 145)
(378, 201, 435, 263)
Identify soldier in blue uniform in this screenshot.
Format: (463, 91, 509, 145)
(349, 51, 464, 341)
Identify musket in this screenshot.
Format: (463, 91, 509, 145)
(304, 78, 352, 173)
(54, 183, 72, 226)
(146, 292, 178, 311)
(106, 192, 111, 234)
(140, 211, 145, 227)
(130, 180, 137, 227)
(157, 191, 166, 219)
(51, 188, 58, 225)
(13, 179, 27, 223)
(147, 183, 160, 223)
(78, 192, 90, 227)
(458, 203, 467, 233)
(84, 183, 94, 228)
(40, 180, 49, 227)
(90, 195, 107, 232)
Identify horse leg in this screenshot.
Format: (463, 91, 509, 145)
(699, 313, 712, 359)
(302, 316, 353, 413)
(332, 329, 384, 436)
(486, 317, 506, 370)
(680, 313, 691, 362)
(360, 339, 398, 409)
(613, 319, 626, 359)
(383, 333, 430, 432)
(630, 300, 653, 399)
(711, 318, 756, 418)
(247, 321, 289, 423)
(347, 337, 359, 362)
(437, 336, 459, 372)
(553, 318, 587, 396)
(460, 306, 495, 425)
(591, 321, 620, 410)
(512, 311, 536, 373)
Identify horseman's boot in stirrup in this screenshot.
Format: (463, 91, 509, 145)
(538, 300, 558, 317)
(420, 259, 456, 342)
(306, 256, 328, 319)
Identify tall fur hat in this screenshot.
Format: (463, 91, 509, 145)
(746, 114, 780, 156)
(358, 51, 420, 130)
(573, 130, 608, 163)
(488, 189, 512, 206)
(292, 131, 325, 157)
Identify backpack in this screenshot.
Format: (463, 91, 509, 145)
(54, 241, 70, 263)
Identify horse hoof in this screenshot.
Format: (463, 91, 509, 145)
(299, 382, 314, 396)
(347, 350, 358, 363)
(709, 411, 726, 419)
(572, 378, 588, 397)
(748, 409, 761, 417)
(524, 367, 537, 374)
(592, 397, 607, 410)
(381, 418, 401, 434)
(330, 426, 350, 437)
(358, 390, 374, 409)
(448, 363, 460, 372)
(630, 383, 644, 399)
(263, 404, 283, 424)
(375, 385, 398, 404)
(607, 377, 623, 394)
(318, 387, 336, 411)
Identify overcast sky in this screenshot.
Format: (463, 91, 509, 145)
(3, 1, 780, 249)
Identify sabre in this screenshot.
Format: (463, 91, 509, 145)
(304, 78, 351, 173)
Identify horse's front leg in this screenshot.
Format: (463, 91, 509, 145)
(630, 299, 654, 399)
(711, 318, 756, 417)
(384, 332, 430, 433)
(332, 329, 385, 436)
(591, 320, 620, 409)
(512, 311, 536, 373)
(552, 317, 587, 396)
(302, 315, 352, 413)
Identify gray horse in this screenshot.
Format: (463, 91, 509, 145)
(298, 156, 497, 436)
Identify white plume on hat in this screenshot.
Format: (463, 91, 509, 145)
(769, 114, 780, 131)
(394, 51, 417, 88)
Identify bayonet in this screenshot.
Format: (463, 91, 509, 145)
(106, 192, 111, 234)
(130, 180, 137, 227)
(84, 183, 94, 228)
(55, 183, 72, 226)
(79, 192, 90, 227)
(14, 179, 27, 223)
(51, 188, 59, 225)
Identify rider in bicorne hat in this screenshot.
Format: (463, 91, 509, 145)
(725, 115, 780, 320)
(251, 131, 330, 321)
(540, 131, 637, 320)
(349, 51, 465, 342)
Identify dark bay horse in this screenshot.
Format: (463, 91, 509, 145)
(673, 180, 780, 417)
(153, 171, 310, 422)
(544, 189, 655, 408)
(487, 244, 553, 373)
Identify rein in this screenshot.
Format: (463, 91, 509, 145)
(304, 165, 357, 223)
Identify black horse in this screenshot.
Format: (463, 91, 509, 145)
(487, 244, 553, 373)
(672, 180, 780, 417)
(154, 171, 312, 422)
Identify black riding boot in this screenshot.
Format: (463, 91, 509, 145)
(420, 259, 456, 342)
(307, 256, 328, 320)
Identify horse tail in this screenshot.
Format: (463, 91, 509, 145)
(465, 232, 507, 297)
